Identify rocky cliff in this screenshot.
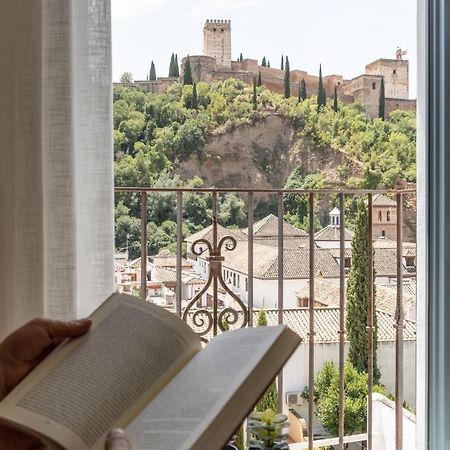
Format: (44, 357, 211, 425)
(175, 115, 364, 189)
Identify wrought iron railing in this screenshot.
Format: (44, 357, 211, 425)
(114, 186, 416, 450)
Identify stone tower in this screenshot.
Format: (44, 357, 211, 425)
(365, 58, 409, 99)
(203, 19, 231, 69)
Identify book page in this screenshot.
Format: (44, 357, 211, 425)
(127, 325, 300, 450)
(0, 293, 201, 450)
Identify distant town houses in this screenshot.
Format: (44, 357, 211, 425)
(114, 194, 416, 319)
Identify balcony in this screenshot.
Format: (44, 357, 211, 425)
(115, 186, 416, 450)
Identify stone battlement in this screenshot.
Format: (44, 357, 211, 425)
(204, 19, 231, 26)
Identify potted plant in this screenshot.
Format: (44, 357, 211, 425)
(247, 408, 289, 450)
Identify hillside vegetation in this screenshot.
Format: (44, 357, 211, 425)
(113, 78, 416, 256)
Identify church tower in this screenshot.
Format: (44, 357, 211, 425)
(203, 19, 232, 69)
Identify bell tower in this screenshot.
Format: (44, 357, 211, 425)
(203, 19, 232, 69)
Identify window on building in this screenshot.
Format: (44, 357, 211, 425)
(237, 275, 240, 288)
(245, 278, 248, 292)
(372, 82, 376, 89)
(344, 256, 352, 270)
(393, 69, 397, 74)
(233, 273, 236, 286)
(378, 211, 383, 221)
(387, 210, 391, 222)
(405, 256, 416, 268)
(381, 230, 386, 237)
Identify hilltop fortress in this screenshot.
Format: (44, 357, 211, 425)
(133, 19, 416, 118)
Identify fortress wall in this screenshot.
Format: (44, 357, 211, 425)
(344, 74, 382, 117)
(386, 98, 416, 115)
(181, 55, 217, 83)
(365, 59, 409, 99)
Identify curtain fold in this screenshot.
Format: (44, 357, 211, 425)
(0, 0, 114, 339)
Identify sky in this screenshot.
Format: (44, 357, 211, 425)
(112, 0, 417, 97)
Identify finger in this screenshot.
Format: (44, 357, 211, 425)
(31, 318, 92, 341)
(105, 429, 132, 450)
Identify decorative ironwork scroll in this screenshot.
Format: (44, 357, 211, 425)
(182, 192, 249, 343)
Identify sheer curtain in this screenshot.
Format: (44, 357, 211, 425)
(0, 0, 114, 338)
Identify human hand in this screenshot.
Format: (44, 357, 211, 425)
(0, 317, 91, 401)
(105, 429, 132, 450)
(0, 318, 91, 449)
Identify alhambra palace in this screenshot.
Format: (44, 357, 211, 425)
(128, 19, 416, 118)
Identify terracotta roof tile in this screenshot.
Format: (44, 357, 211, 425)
(184, 308, 416, 343)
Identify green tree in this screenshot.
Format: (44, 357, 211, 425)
(239, 52, 243, 61)
(257, 308, 268, 326)
(312, 361, 387, 441)
(283, 56, 290, 98)
(115, 201, 141, 259)
(168, 53, 175, 77)
(253, 77, 257, 110)
(346, 199, 380, 382)
(333, 85, 339, 112)
(218, 193, 247, 228)
(183, 55, 193, 85)
(379, 76, 385, 120)
(254, 309, 278, 413)
(174, 54, 180, 77)
(257, 71, 262, 87)
(280, 54, 284, 70)
(120, 72, 133, 84)
(300, 78, 307, 101)
(267, 60, 270, 67)
(149, 61, 156, 80)
(261, 56, 267, 67)
(317, 64, 326, 111)
(191, 82, 198, 110)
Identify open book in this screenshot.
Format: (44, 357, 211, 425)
(0, 293, 301, 450)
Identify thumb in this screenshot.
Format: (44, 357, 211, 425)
(105, 429, 131, 450)
(33, 318, 92, 341)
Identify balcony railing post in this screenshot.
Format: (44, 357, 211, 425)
(338, 194, 345, 450)
(277, 192, 284, 413)
(367, 193, 374, 450)
(248, 191, 254, 327)
(212, 190, 218, 337)
(176, 191, 183, 317)
(308, 193, 315, 450)
(140, 191, 147, 302)
(395, 193, 404, 450)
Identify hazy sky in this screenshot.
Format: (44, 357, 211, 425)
(112, 0, 417, 97)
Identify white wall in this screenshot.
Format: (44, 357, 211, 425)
(372, 393, 416, 450)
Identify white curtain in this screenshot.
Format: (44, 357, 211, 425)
(0, 0, 114, 338)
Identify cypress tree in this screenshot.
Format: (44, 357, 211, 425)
(183, 55, 193, 85)
(378, 76, 385, 120)
(168, 53, 174, 77)
(346, 199, 380, 383)
(239, 53, 243, 61)
(317, 64, 326, 111)
(149, 60, 156, 81)
(300, 78, 307, 101)
(254, 309, 278, 412)
(298, 81, 301, 103)
(283, 56, 290, 98)
(281, 54, 284, 71)
(146, 74, 148, 81)
(257, 71, 262, 87)
(174, 54, 179, 77)
(252, 76, 257, 110)
(333, 85, 339, 112)
(192, 82, 198, 110)
(267, 60, 270, 67)
(261, 56, 267, 67)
